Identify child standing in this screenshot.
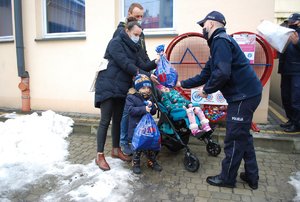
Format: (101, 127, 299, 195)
(125, 74, 162, 174)
(157, 84, 212, 137)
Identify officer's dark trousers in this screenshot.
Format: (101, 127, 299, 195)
(281, 75, 300, 128)
(220, 94, 262, 185)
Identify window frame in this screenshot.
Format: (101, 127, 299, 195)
(0, 0, 14, 42)
(41, 0, 86, 39)
(0, 35, 14, 42)
(120, 0, 177, 36)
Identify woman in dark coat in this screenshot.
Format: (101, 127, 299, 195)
(94, 21, 158, 171)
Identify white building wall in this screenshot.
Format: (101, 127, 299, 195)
(0, 0, 276, 122)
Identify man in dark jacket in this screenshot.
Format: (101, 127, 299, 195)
(113, 3, 149, 62)
(278, 13, 300, 133)
(176, 11, 262, 190)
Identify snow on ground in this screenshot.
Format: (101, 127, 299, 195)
(0, 110, 136, 201)
(289, 172, 300, 202)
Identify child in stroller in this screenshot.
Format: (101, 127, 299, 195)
(155, 84, 221, 157)
(156, 84, 213, 138)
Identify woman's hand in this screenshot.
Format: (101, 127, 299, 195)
(150, 74, 159, 84)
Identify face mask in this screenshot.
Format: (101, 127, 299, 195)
(202, 28, 209, 40)
(131, 35, 139, 43)
(289, 24, 298, 30)
(138, 20, 142, 25)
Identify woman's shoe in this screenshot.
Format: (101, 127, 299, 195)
(95, 153, 110, 171)
(111, 147, 132, 162)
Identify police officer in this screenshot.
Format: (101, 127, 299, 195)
(278, 13, 300, 133)
(176, 11, 262, 189)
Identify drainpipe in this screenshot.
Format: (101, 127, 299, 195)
(14, 0, 30, 112)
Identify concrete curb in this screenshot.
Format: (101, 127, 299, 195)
(70, 119, 300, 153)
(1, 104, 300, 153)
(211, 131, 300, 154)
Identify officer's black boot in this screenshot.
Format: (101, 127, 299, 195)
(132, 151, 142, 174)
(280, 120, 292, 128)
(146, 151, 162, 172)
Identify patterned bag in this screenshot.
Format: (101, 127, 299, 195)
(132, 113, 161, 151)
(154, 45, 178, 88)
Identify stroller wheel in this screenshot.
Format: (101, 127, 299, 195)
(206, 142, 221, 156)
(183, 153, 200, 172)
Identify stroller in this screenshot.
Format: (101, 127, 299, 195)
(152, 87, 221, 172)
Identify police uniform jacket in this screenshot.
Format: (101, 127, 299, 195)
(181, 28, 262, 103)
(278, 27, 300, 75)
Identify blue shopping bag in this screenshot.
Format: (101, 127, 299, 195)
(154, 45, 178, 88)
(132, 113, 161, 151)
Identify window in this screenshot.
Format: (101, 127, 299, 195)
(0, 0, 13, 41)
(122, 0, 175, 35)
(43, 0, 85, 38)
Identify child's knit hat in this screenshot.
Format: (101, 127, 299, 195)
(134, 74, 152, 91)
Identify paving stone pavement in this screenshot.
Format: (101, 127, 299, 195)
(66, 127, 300, 202)
(1, 103, 300, 202)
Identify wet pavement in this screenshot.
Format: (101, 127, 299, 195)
(66, 130, 300, 202)
(1, 101, 300, 202)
